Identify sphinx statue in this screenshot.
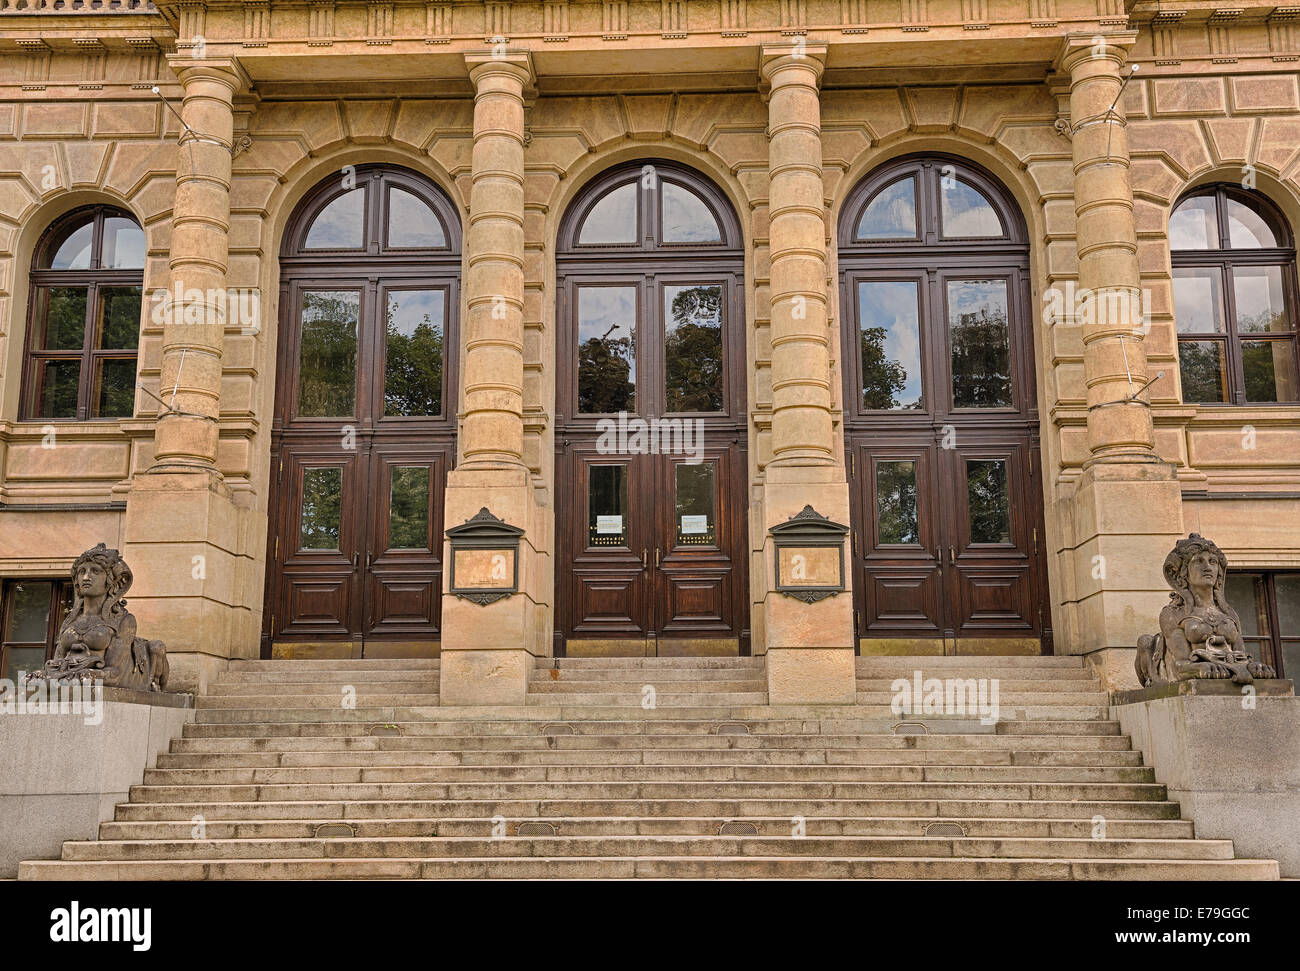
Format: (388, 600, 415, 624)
(1135, 533, 1275, 687)
(35, 543, 169, 692)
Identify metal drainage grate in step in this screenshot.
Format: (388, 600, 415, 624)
(542, 723, 575, 735)
(516, 822, 559, 837)
(925, 822, 967, 837)
(718, 821, 760, 836)
(893, 722, 928, 735)
(314, 823, 357, 838)
(714, 723, 750, 735)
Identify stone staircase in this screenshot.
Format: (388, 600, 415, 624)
(18, 655, 1279, 879)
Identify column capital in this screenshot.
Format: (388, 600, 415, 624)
(166, 56, 253, 97)
(759, 43, 827, 91)
(1053, 30, 1138, 75)
(465, 50, 535, 94)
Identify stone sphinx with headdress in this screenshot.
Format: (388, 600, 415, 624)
(36, 543, 169, 691)
(1136, 533, 1275, 688)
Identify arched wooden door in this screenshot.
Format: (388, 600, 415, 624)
(263, 165, 460, 657)
(838, 154, 1051, 655)
(554, 161, 750, 657)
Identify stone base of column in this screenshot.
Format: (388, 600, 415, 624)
(438, 465, 547, 706)
(121, 470, 254, 694)
(760, 468, 856, 704)
(1065, 460, 1184, 658)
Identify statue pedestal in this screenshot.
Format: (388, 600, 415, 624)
(1111, 679, 1298, 877)
(0, 686, 193, 877)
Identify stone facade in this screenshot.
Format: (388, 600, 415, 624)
(0, 1, 1298, 701)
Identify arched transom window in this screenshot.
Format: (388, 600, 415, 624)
(1170, 185, 1298, 404)
(23, 205, 145, 420)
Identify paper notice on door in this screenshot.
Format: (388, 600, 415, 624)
(596, 515, 623, 534)
(680, 515, 709, 534)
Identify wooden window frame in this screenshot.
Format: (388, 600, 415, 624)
(1230, 570, 1300, 679)
(21, 205, 144, 422)
(0, 578, 71, 683)
(1171, 185, 1300, 406)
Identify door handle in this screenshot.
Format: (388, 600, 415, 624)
(366, 551, 372, 571)
(655, 547, 661, 568)
(351, 552, 358, 572)
(641, 548, 648, 569)
(949, 545, 956, 565)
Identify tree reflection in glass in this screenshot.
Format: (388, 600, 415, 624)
(388, 466, 431, 549)
(664, 284, 723, 412)
(949, 280, 1012, 408)
(297, 290, 359, 417)
(385, 289, 444, 417)
(1178, 341, 1229, 402)
(875, 461, 919, 544)
(577, 286, 636, 414)
(300, 467, 343, 550)
(858, 281, 921, 409)
(967, 459, 1010, 544)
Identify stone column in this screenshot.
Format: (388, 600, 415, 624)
(759, 45, 855, 704)
(1056, 33, 1183, 677)
(121, 58, 252, 693)
(439, 51, 544, 705)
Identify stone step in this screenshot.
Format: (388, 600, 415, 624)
(179, 717, 1123, 737)
(196, 695, 442, 709)
(170, 732, 1134, 752)
(532, 668, 768, 682)
(209, 681, 440, 695)
(155, 748, 1145, 769)
(126, 780, 1171, 803)
(20, 857, 1278, 881)
(547, 658, 765, 669)
(856, 678, 1102, 692)
(139, 764, 1157, 786)
(112, 796, 1188, 822)
(855, 656, 1085, 671)
(227, 658, 441, 671)
(55, 834, 1237, 863)
(523, 692, 772, 706)
(527, 680, 767, 693)
(856, 692, 1109, 706)
(98, 815, 1196, 841)
(218, 670, 443, 685)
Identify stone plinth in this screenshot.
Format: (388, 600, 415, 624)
(1112, 680, 1300, 877)
(0, 687, 194, 877)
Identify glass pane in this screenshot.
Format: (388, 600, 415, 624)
(579, 183, 637, 244)
(858, 281, 922, 410)
(1172, 267, 1224, 334)
(967, 459, 1010, 544)
(297, 290, 359, 417)
(388, 187, 446, 248)
(3, 646, 48, 685)
(300, 467, 343, 550)
(1226, 197, 1280, 249)
(1233, 266, 1291, 334)
(94, 358, 136, 418)
(48, 220, 93, 269)
(577, 286, 636, 414)
(664, 284, 723, 413)
(675, 462, 716, 546)
(6, 581, 53, 642)
(941, 179, 1003, 238)
(1169, 195, 1218, 250)
(1178, 340, 1230, 403)
(388, 466, 431, 550)
(304, 188, 364, 249)
(1276, 575, 1300, 635)
(33, 360, 81, 419)
(384, 289, 445, 417)
(662, 183, 721, 243)
(856, 177, 916, 239)
(876, 461, 919, 545)
(1242, 339, 1299, 403)
(949, 280, 1012, 408)
(97, 286, 142, 350)
(588, 465, 628, 547)
(102, 217, 145, 269)
(1283, 641, 1300, 680)
(1225, 573, 1265, 637)
(39, 287, 88, 350)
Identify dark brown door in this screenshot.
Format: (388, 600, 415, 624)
(263, 167, 460, 655)
(555, 162, 749, 655)
(841, 156, 1050, 654)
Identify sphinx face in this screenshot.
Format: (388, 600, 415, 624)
(1187, 550, 1220, 600)
(75, 562, 109, 599)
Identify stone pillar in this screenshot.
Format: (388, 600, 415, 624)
(121, 58, 252, 694)
(439, 51, 544, 705)
(759, 46, 856, 704)
(1057, 33, 1183, 668)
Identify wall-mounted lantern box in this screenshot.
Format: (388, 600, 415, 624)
(447, 507, 524, 605)
(770, 505, 849, 604)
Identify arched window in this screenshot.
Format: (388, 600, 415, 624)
(1171, 185, 1299, 404)
(23, 205, 144, 420)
